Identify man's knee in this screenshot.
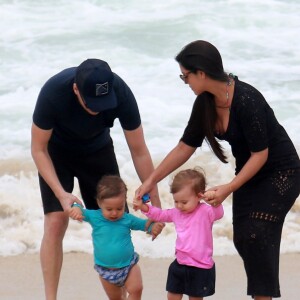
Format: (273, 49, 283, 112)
(43, 211, 69, 239)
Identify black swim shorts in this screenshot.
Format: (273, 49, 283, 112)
(166, 259, 215, 297)
(39, 141, 120, 214)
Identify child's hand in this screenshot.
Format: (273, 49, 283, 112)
(203, 190, 220, 207)
(69, 206, 83, 222)
(133, 195, 143, 211)
(203, 191, 216, 206)
(203, 190, 216, 200)
(150, 222, 165, 241)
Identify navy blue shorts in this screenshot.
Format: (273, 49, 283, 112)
(39, 141, 121, 214)
(166, 259, 215, 297)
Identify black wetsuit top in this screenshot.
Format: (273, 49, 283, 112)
(33, 67, 141, 155)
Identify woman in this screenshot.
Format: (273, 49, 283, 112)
(136, 40, 300, 300)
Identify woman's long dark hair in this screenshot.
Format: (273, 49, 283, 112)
(175, 40, 229, 163)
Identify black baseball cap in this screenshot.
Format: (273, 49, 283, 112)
(75, 59, 117, 112)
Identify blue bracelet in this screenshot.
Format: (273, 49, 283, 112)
(71, 203, 83, 209)
(142, 193, 150, 203)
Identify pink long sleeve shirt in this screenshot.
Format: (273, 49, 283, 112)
(144, 203, 224, 269)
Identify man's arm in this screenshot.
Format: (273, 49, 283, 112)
(124, 125, 161, 208)
(31, 123, 81, 211)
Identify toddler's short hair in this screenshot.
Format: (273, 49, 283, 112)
(96, 175, 127, 205)
(170, 167, 206, 195)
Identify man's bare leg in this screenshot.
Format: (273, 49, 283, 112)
(40, 211, 69, 300)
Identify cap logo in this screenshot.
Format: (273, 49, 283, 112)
(96, 82, 109, 96)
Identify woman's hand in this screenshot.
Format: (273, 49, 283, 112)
(203, 184, 232, 207)
(135, 177, 154, 204)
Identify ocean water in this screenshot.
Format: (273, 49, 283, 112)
(0, 0, 299, 257)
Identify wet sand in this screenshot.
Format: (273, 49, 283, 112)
(1, 252, 299, 299)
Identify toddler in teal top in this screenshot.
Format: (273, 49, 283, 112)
(69, 175, 159, 300)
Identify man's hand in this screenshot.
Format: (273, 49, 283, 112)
(57, 191, 83, 213)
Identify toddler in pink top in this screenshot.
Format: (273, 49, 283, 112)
(133, 167, 224, 300)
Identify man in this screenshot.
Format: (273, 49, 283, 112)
(31, 59, 161, 300)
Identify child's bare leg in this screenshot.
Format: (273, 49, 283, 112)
(124, 264, 143, 300)
(189, 296, 203, 300)
(167, 292, 183, 300)
(121, 286, 127, 299)
(99, 276, 125, 300)
(254, 296, 272, 300)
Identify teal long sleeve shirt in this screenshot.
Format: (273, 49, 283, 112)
(81, 209, 147, 268)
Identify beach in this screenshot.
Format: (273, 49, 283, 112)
(1, 1, 300, 299)
(1, 253, 299, 299)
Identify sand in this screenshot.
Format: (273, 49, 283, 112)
(1, 253, 299, 299)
